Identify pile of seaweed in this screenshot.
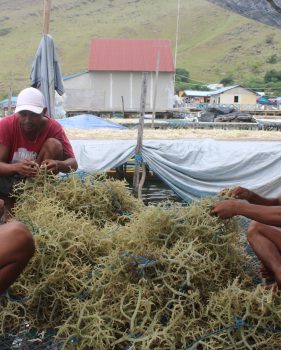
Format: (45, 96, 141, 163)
(1, 172, 281, 349)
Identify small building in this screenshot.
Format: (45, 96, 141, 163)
(182, 90, 211, 104)
(208, 85, 258, 105)
(184, 85, 258, 106)
(64, 38, 175, 114)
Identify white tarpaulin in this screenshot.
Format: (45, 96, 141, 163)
(71, 139, 281, 202)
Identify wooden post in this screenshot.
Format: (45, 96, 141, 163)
(7, 85, 12, 115)
(43, 0, 51, 34)
(133, 73, 147, 198)
(151, 50, 160, 129)
(121, 95, 125, 118)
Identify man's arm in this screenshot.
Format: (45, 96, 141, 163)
(41, 157, 78, 174)
(0, 144, 18, 175)
(212, 199, 281, 226)
(0, 144, 38, 177)
(58, 157, 78, 173)
(231, 186, 280, 206)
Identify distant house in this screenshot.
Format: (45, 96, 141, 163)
(184, 85, 258, 105)
(182, 90, 211, 104)
(63, 38, 175, 113)
(208, 85, 258, 105)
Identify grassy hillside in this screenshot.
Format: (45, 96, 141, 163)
(0, 0, 281, 98)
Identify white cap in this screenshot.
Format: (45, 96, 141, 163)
(15, 87, 45, 114)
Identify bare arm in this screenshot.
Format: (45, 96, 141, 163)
(0, 144, 38, 177)
(41, 157, 78, 174)
(235, 201, 281, 226)
(212, 199, 281, 226)
(231, 186, 280, 206)
(57, 157, 78, 173)
(0, 144, 19, 175)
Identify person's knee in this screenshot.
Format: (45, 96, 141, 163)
(44, 138, 63, 153)
(246, 221, 263, 244)
(10, 222, 35, 259)
(38, 138, 63, 163)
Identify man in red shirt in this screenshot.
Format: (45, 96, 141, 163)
(0, 87, 78, 220)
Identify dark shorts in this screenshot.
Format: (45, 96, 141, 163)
(0, 176, 24, 196)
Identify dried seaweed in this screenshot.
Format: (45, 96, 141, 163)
(0, 172, 280, 349)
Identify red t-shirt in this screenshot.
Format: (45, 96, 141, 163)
(0, 114, 75, 163)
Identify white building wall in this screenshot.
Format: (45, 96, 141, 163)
(210, 87, 257, 105)
(63, 71, 174, 112)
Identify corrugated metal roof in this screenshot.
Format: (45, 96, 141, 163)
(63, 70, 88, 81)
(184, 85, 258, 97)
(207, 0, 281, 29)
(209, 85, 240, 95)
(88, 38, 175, 72)
(209, 85, 258, 96)
(184, 90, 211, 97)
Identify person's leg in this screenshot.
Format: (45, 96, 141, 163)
(0, 222, 35, 295)
(36, 138, 63, 165)
(247, 221, 281, 288)
(0, 176, 17, 223)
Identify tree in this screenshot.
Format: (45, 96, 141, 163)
(267, 54, 278, 64)
(175, 68, 190, 83)
(220, 76, 234, 86)
(264, 69, 281, 83)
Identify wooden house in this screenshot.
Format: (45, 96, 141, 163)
(184, 85, 258, 106)
(208, 85, 258, 105)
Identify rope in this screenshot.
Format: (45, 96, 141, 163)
(183, 316, 281, 349)
(134, 154, 143, 165)
(122, 252, 156, 276)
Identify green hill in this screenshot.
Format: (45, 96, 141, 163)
(1, 0, 281, 98)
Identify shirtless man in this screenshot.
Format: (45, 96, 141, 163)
(0, 200, 35, 294)
(212, 186, 281, 290)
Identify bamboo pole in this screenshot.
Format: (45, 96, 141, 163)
(151, 50, 160, 129)
(43, 0, 51, 34)
(133, 73, 147, 198)
(42, 0, 55, 118)
(121, 96, 125, 118)
(7, 85, 12, 115)
(174, 0, 181, 85)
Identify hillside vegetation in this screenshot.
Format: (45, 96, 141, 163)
(1, 0, 281, 97)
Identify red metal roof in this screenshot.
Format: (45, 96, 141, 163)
(88, 38, 175, 72)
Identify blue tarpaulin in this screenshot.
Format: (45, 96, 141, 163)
(56, 114, 127, 129)
(256, 96, 275, 105)
(0, 97, 17, 108)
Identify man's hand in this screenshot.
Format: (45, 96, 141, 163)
(230, 186, 253, 202)
(41, 159, 59, 174)
(15, 159, 39, 177)
(211, 199, 239, 219)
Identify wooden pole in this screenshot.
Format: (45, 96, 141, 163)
(174, 0, 181, 85)
(7, 85, 12, 115)
(133, 73, 147, 198)
(121, 95, 125, 118)
(151, 50, 160, 129)
(43, 0, 51, 34)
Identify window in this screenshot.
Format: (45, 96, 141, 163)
(234, 96, 239, 103)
